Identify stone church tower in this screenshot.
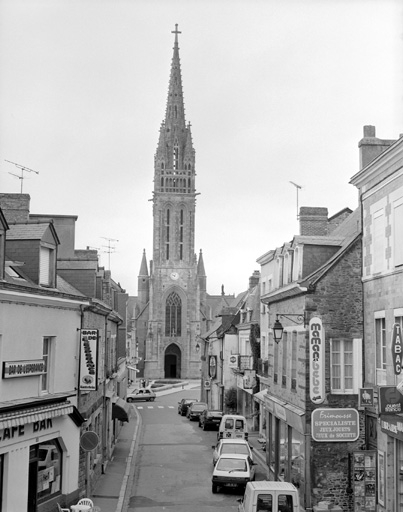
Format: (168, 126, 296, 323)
(137, 25, 206, 379)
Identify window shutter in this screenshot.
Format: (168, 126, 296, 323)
(40, 247, 50, 285)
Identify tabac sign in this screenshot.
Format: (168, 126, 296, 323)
(391, 323, 402, 375)
(309, 317, 325, 405)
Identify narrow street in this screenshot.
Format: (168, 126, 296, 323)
(125, 387, 266, 512)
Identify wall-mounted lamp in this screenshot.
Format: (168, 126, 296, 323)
(195, 342, 200, 353)
(272, 313, 305, 344)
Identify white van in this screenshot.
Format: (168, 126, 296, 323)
(238, 481, 300, 512)
(218, 414, 248, 441)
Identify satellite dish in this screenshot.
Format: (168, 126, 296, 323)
(80, 431, 100, 452)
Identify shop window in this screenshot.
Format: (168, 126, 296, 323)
(36, 439, 62, 503)
(0, 454, 3, 512)
(279, 422, 288, 479)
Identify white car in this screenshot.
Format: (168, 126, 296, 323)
(212, 438, 254, 466)
(212, 453, 256, 494)
(126, 388, 156, 402)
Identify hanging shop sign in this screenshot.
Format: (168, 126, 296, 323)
(309, 317, 325, 405)
(243, 370, 256, 389)
(2, 359, 45, 379)
(391, 323, 402, 375)
(79, 329, 99, 392)
(209, 355, 217, 379)
(311, 408, 359, 442)
(352, 450, 376, 512)
(378, 386, 403, 414)
(358, 388, 374, 408)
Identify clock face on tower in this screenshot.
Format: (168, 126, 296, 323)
(170, 272, 179, 280)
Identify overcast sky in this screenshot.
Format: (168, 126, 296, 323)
(0, 0, 402, 296)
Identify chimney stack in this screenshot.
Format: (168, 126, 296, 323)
(299, 207, 328, 236)
(358, 125, 395, 169)
(249, 270, 260, 290)
(0, 193, 30, 223)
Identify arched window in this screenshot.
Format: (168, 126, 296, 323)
(179, 209, 184, 260)
(165, 292, 182, 336)
(173, 140, 179, 170)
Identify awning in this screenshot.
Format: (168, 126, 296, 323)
(0, 402, 74, 430)
(112, 398, 130, 423)
(253, 390, 267, 404)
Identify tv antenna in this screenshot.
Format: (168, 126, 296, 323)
(5, 160, 39, 193)
(101, 237, 119, 271)
(289, 181, 302, 220)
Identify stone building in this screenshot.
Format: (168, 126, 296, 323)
(258, 205, 364, 511)
(350, 126, 403, 511)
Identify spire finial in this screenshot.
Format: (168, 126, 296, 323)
(172, 23, 181, 45)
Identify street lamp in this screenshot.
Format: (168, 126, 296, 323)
(271, 313, 305, 344)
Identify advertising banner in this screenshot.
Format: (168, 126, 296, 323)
(309, 317, 325, 404)
(353, 450, 376, 512)
(79, 329, 98, 392)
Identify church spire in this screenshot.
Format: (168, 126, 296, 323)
(164, 24, 186, 132)
(139, 249, 148, 277)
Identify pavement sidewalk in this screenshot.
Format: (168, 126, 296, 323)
(91, 380, 200, 512)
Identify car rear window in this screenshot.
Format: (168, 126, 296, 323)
(192, 404, 206, 411)
(221, 444, 249, 455)
(216, 458, 247, 472)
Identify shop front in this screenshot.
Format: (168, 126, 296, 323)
(379, 414, 403, 511)
(0, 397, 83, 511)
(263, 393, 308, 510)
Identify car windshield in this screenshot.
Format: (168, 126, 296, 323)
(216, 458, 247, 472)
(221, 444, 249, 456)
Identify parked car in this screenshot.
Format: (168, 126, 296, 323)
(178, 398, 197, 416)
(199, 409, 223, 430)
(212, 438, 254, 466)
(212, 453, 256, 494)
(126, 388, 156, 402)
(186, 402, 207, 420)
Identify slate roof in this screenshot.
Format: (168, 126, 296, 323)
(6, 222, 60, 243)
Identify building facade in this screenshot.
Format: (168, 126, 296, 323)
(350, 126, 403, 512)
(133, 26, 206, 380)
(258, 206, 365, 512)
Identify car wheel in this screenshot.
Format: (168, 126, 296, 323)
(127, 398, 133, 403)
(151, 398, 155, 401)
(212, 484, 218, 494)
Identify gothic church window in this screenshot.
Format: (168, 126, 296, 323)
(165, 292, 182, 336)
(180, 209, 184, 260)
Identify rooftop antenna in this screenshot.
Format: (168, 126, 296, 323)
(5, 160, 39, 193)
(101, 237, 119, 271)
(289, 181, 302, 220)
